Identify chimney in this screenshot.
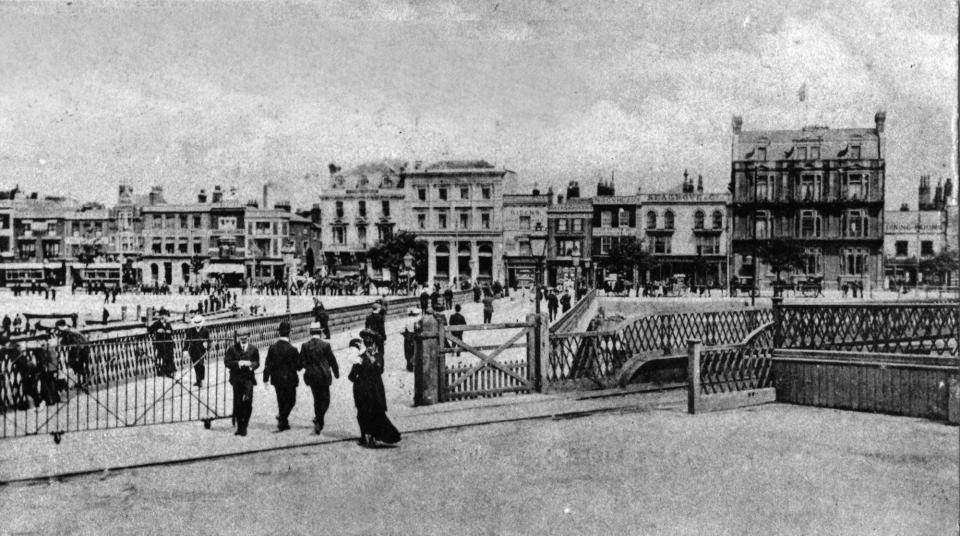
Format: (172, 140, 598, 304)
(311, 203, 321, 224)
(945, 178, 954, 204)
(198, 189, 207, 203)
(732, 115, 743, 135)
(212, 186, 223, 203)
(697, 174, 704, 193)
(532, 181, 540, 196)
(935, 179, 944, 209)
(328, 163, 340, 176)
(557, 194, 564, 204)
(874, 110, 886, 134)
(567, 180, 580, 200)
(274, 202, 291, 212)
(263, 184, 269, 211)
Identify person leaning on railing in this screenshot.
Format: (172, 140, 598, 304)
(55, 319, 89, 390)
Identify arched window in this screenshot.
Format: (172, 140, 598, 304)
(694, 211, 705, 230)
(664, 211, 675, 230)
(712, 210, 723, 230)
(646, 211, 657, 229)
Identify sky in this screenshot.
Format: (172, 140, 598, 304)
(0, 0, 955, 209)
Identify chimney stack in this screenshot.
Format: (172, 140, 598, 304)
(198, 189, 207, 203)
(263, 184, 269, 211)
(697, 174, 704, 193)
(212, 185, 223, 203)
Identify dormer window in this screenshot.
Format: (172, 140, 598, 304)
(809, 146, 820, 160)
(756, 147, 766, 161)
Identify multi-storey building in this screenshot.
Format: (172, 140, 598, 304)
(730, 113, 886, 289)
(402, 160, 510, 285)
(547, 182, 593, 287)
(502, 188, 551, 289)
(884, 176, 956, 286)
(590, 179, 642, 285)
(244, 206, 292, 282)
(320, 160, 404, 277)
(290, 204, 323, 276)
(639, 172, 729, 286)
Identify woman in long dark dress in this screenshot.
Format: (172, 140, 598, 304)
(347, 338, 400, 448)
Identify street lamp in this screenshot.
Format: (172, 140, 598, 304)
(281, 244, 297, 315)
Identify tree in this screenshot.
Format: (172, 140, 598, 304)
(598, 236, 656, 294)
(366, 231, 428, 284)
(920, 248, 959, 285)
(756, 239, 806, 283)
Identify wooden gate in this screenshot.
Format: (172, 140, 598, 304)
(434, 314, 545, 402)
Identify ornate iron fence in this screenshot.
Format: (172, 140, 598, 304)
(698, 343, 773, 395)
(775, 301, 959, 356)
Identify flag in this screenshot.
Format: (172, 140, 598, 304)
(744, 148, 755, 159)
(785, 147, 795, 158)
(798, 83, 807, 102)
(837, 145, 849, 157)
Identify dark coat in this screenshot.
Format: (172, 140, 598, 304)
(448, 312, 467, 341)
(148, 319, 175, 351)
(299, 337, 339, 387)
(365, 312, 386, 340)
(419, 291, 430, 312)
(263, 339, 300, 387)
(184, 326, 210, 360)
(348, 356, 400, 444)
(547, 293, 559, 310)
(225, 343, 260, 386)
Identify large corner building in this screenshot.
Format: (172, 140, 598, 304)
(730, 112, 886, 290)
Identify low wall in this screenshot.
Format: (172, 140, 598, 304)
(771, 348, 960, 423)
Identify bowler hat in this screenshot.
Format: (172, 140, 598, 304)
(278, 320, 291, 336)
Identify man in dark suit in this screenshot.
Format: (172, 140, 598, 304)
(262, 320, 300, 432)
(225, 328, 259, 436)
(547, 290, 559, 322)
(443, 286, 454, 311)
(419, 287, 430, 312)
(365, 303, 386, 345)
(299, 321, 340, 434)
(448, 303, 467, 357)
(148, 308, 176, 378)
(312, 298, 330, 339)
(184, 315, 210, 388)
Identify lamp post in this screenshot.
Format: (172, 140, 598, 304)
(403, 251, 414, 293)
(282, 244, 296, 315)
(533, 237, 547, 314)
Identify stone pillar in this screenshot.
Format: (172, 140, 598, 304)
(494, 241, 504, 283)
(449, 240, 457, 285)
(427, 239, 436, 286)
(470, 241, 479, 283)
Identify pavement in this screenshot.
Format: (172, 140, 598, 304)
(0, 291, 662, 484)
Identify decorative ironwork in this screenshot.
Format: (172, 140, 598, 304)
(699, 344, 773, 394)
(776, 302, 959, 356)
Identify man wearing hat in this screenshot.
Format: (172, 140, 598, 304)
(225, 327, 259, 436)
(299, 321, 339, 434)
(312, 299, 330, 339)
(147, 308, 176, 378)
(365, 303, 386, 340)
(184, 315, 211, 388)
(262, 320, 300, 432)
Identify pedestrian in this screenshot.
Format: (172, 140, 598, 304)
(359, 328, 385, 371)
(102, 307, 110, 324)
(184, 315, 210, 388)
(55, 319, 89, 389)
(312, 299, 330, 339)
(402, 307, 420, 372)
(299, 321, 340, 434)
(347, 338, 400, 448)
(547, 290, 559, 322)
(560, 291, 571, 314)
(262, 320, 300, 432)
(38, 332, 62, 405)
(365, 303, 386, 345)
(12, 314, 21, 335)
(147, 308, 176, 378)
(473, 282, 482, 303)
(225, 328, 259, 436)
(419, 286, 430, 312)
(448, 303, 466, 357)
(2, 315, 10, 334)
(444, 286, 454, 311)
(482, 291, 495, 324)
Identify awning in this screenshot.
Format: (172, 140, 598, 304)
(203, 263, 246, 275)
(70, 262, 122, 270)
(0, 263, 45, 270)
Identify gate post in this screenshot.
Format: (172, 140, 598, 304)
(771, 296, 783, 348)
(414, 313, 440, 406)
(526, 314, 538, 390)
(687, 338, 702, 414)
(538, 313, 550, 392)
(436, 318, 447, 402)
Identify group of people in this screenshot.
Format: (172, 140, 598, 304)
(224, 319, 400, 448)
(0, 319, 90, 411)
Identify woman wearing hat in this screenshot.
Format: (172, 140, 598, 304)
(184, 315, 210, 388)
(347, 338, 400, 448)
